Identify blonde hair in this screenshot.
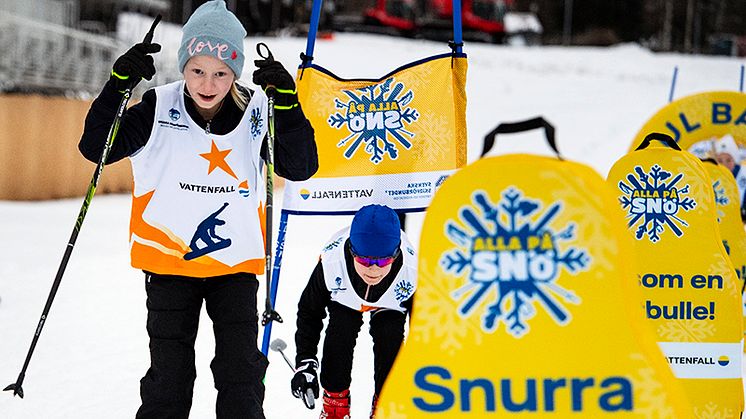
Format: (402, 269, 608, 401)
(230, 82, 249, 111)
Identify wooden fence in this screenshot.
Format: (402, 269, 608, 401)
(0, 94, 133, 200)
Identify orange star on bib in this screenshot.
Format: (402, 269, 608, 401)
(199, 140, 237, 179)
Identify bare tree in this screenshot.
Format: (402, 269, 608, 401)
(684, 0, 695, 52)
(662, 0, 673, 50)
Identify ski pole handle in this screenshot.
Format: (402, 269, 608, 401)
(143, 14, 161, 45)
(303, 388, 315, 410)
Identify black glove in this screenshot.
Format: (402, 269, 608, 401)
(291, 359, 319, 402)
(253, 59, 296, 91)
(111, 42, 161, 91)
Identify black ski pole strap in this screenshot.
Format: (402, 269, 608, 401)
(481, 116, 561, 160)
(257, 42, 274, 61)
(299, 52, 314, 80)
(635, 132, 681, 151)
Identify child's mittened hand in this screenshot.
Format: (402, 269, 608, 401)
(252, 60, 295, 91)
(111, 42, 162, 90)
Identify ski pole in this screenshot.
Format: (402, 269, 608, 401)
(270, 339, 315, 410)
(3, 15, 161, 399)
(256, 42, 282, 328)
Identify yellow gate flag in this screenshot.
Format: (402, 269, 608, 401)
(702, 160, 746, 351)
(703, 160, 746, 282)
(282, 53, 467, 214)
(607, 138, 744, 416)
(628, 91, 746, 151)
(377, 154, 691, 417)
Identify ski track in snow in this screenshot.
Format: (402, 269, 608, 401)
(2, 23, 746, 418)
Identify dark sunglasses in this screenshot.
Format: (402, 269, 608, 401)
(352, 249, 399, 268)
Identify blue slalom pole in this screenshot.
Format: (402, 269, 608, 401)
(302, 0, 323, 68)
(261, 210, 290, 355)
(740, 64, 744, 93)
(453, 0, 463, 53)
(668, 66, 678, 103)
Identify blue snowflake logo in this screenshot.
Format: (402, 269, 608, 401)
(250, 107, 263, 138)
(713, 180, 729, 206)
(394, 281, 414, 302)
(617, 165, 697, 242)
(327, 78, 419, 164)
(713, 179, 729, 222)
(442, 188, 589, 337)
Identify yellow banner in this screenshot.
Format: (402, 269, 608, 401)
(703, 160, 746, 351)
(378, 154, 691, 417)
(629, 91, 746, 151)
(283, 54, 467, 213)
(607, 143, 744, 415)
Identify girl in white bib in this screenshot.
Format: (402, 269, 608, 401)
(78, 1, 318, 417)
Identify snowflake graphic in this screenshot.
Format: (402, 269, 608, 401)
(441, 188, 590, 337)
(250, 107, 263, 138)
(627, 353, 676, 418)
(617, 165, 697, 242)
(327, 77, 419, 164)
(393, 281, 414, 302)
(713, 179, 729, 222)
(376, 402, 408, 419)
(694, 402, 736, 419)
(713, 180, 729, 206)
(414, 260, 483, 355)
(656, 319, 716, 342)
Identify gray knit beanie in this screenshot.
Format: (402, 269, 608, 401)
(177, 0, 246, 78)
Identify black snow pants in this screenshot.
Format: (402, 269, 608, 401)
(320, 302, 406, 395)
(135, 272, 268, 419)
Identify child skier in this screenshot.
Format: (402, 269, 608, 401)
(78, 1, 317, 417)
(291, 204, 417, 419)
(714, 134, 746, 221)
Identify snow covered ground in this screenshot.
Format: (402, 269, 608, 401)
(2, 23, 746, 418)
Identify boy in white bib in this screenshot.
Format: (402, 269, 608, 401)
(291, 205, 417, 419)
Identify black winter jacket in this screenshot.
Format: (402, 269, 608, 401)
(294, 239, 412, 364)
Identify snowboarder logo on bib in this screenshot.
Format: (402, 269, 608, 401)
(184, 202, 232, 260)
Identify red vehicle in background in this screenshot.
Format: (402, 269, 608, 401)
(363, 0, 512, 42)
(363, 0, 418, 33)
